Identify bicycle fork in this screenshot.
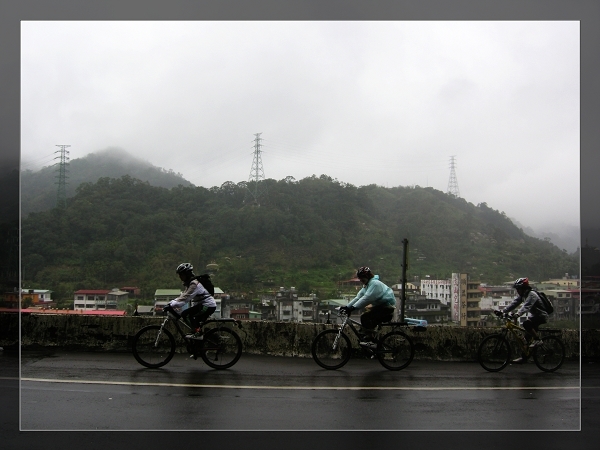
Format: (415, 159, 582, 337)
(154, 317, 168, 347)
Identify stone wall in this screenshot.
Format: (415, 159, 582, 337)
(1, 312, 594, 361)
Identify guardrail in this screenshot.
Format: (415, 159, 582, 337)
(1, 312, 591, 361)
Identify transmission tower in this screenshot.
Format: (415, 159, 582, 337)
(245, 133, 267, 206)
(447, 155, 460, 198)
(54, 145, 70, 208)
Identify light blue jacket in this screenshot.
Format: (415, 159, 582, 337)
(347, 276, 396, 310)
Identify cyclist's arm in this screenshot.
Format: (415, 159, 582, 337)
(349, 282, 386, 310)
(503, 296, 522, 313)
(169, 280, 199, 308)
(516, 291, 541, 316)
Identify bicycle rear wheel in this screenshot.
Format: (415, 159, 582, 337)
(311, 329, 352, 370)
(132, 325, 176, 368)
(533, 335, 565, 372)
(199, 327, 243, 369)
(377, 331, 415, 371)
(478, 334, 510, 372)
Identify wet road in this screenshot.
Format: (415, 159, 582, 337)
(9, 349, 583, 430)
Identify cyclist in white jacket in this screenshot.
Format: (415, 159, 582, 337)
(169, 263, 216, 339)
(340, 266, 396, 349)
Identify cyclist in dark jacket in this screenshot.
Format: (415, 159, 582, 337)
(499, 277, 548, 364)
(340, 266, 396, 349)
(169, 263, 216, 339)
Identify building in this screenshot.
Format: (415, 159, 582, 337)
(153, 289, 181, 315)
(2, 288, 53, 309)
(420, 278, 452, 304)
(419, 274, 482, 326)
(73, 288, 129, 311)
(73, 289, 114, 311)
(451, 273, 482, 327)
(392, 288, 451, 324)
(121, 286, 141, 297)
(273, 287, 319, 322)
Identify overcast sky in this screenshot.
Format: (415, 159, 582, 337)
(21, 21, 579, 232)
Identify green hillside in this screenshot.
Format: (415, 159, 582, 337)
(21, 172, 578, 303)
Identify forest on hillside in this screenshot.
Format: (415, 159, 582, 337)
(20, 173, 578, 302)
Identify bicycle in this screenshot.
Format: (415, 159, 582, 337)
(311, 308, 417, 371)
(477, 311, 565, 373)
(132, 304, 243, 369)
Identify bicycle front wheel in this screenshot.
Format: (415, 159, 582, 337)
(132, 325, 176, 368)
(533, 335, 565, 372)
(377, 331, 415, 371)
(199, 327, 243, 369)
(311, 329, 352, 370)
(478, 334, 510, 372)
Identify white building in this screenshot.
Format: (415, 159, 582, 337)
(420, 278, 452, 305)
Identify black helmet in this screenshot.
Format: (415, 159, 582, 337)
(356, 266, 373, 278)
(176, 263, 194, 274)
(513, 277, 530, 288)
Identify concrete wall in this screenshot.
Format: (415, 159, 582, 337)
(1, 312, 595, 361)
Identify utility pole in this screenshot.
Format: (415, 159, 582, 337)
(245, 133, 266, 206)
(447, 155, 460, 198)
(400, 238, 409, 324)
(54, 145, 70, 209)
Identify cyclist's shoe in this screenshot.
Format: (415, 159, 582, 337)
(185, 328, 204, 340)
(511, 357, 528, 364)
(529, 339, 543, 348)
(359, 340, 378, 350)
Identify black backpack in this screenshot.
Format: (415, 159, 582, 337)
(196, 273, 215, 296)
(534, 290, 554, 314)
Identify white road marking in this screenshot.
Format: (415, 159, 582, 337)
(16, 377, 582, 391)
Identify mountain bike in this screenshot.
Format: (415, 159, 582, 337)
(311, 308, 418, 371)
(477, 312, 565, 373)
(132, 304, 243, 369)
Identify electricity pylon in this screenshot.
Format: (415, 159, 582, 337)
(54, 145, 70, 208)
(447, 155, 460, 198)
(245, 133, 267, 206)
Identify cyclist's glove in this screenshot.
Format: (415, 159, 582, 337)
(340, 306, 355, 314)
(493, 310, 503, 318)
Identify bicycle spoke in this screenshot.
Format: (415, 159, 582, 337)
(200, 328, 242, 369)
(311, 329, 352, 370)
(377, 331, 414, 371)
(478, 335, 510, 372)
(533, 335, 565, 372)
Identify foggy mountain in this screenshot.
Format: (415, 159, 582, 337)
(20, 147, 193, 216)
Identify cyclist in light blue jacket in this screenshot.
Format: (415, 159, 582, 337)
(340, 266, 396, 349)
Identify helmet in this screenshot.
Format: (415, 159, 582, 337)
(176, 263, 194, 274)
(356, 266, 372, 278)
(513, 277, 529, 288)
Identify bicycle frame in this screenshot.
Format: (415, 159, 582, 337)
(332, 311, 414, 349)
(161, 307, 241, 345)
(500, 319, 533, 357)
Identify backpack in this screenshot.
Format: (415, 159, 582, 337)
(196, 273, 215, 296)
(534, 290, 554, 314)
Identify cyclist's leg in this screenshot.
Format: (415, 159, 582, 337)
(191, 305, 216, 330)
(360, 306, 394, 340)
(180, 305, 196, 328)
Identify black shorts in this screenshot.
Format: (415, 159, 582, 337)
(360, 305, 395, 330)
(181, 304, 216, 328)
